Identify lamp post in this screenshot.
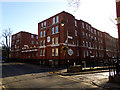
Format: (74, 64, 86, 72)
(67, 60, 69, 72)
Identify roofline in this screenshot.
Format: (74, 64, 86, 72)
(38, 11, 75, 24)
(12, 31, 38, 36)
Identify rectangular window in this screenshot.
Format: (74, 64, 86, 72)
(43, 40, 45, 46)
(36, 36, 38, 39)
(55, 48, 58, 56)
(82, 22, 84, 29)
(77, 50, 79, 56)
(98, 32, 99, 36)
(56, 16, 59, 22)
(43, 31, 45, 36)
(31, 41, 34, 44)
(89, 26, 91, 31)
(82, 32, 84, 36)
(87, 50, 89, 56)
(36, 41, 38, 45)
(95, 37, 96, 40)
(89, 34, 91, 38)
(41, 32, 42, 37)
(94, 29, 96, 34)
(56, 26, 58, 33)
(44, 22, 46, 27)
(31, 35, 34, 38)
(77, 40, 79, 46)
(91, 28, 93, 33)
(55, 37, 58, 44)
(86, 33, 88, 39)
(89, 42, 91, 48)
(52, 49, 54, 56)
(52, 27, 54, 34)
(75, 20, 77, 27)
(83, 41, 85, 47)
(40, 41, 42, 46)
(40, 50, 42, 56)
(43, 49, 45, 56)
(41, 23, 43, 28)
(52, 38, 54, 44)
(75, 30, 77, 36)
(53, 17, 55, 24)
(86, 24, 88, 30)
(86, 41, 88, 47)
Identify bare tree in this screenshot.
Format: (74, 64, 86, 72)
(1, 28, 12, 62)
(67, 0, 80, 12)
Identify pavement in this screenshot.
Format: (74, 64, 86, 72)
(1, 62, 120, 89)
(92, 78, 120, 89)
(56, 66, 120, 89)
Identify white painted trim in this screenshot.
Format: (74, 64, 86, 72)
(68, 36, 73, 39)
(39, 46, 46, 48)
(51, 44, 60, 47)
(21, 49, 38, 53)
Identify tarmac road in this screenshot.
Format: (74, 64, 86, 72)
(2, 62, 103, 89)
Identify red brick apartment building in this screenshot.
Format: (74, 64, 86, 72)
(38, 11, 118, 66)
(116, 0, 120, 58)
(11, 31, 39, 62)
(11, 11, 118, 66)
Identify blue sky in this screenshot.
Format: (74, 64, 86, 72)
(2, 1, 68, 35)
(1, 0, 118, 40)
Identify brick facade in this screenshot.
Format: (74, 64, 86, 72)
(11, 11, 119, 66)
(37, 11, 118, 66)
(11, 31, 38, 62)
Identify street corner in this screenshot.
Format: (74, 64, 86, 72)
(92, 78, 120, 89)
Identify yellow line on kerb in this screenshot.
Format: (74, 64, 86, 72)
(0, 82, 6, 90)
(2, 85, 6, 90)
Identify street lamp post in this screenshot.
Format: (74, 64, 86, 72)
(67, 60, 69, 72)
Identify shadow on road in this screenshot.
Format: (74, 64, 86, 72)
(2, 62, 66, 78)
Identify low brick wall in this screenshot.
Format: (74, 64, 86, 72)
(69, 65, 82, 73)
